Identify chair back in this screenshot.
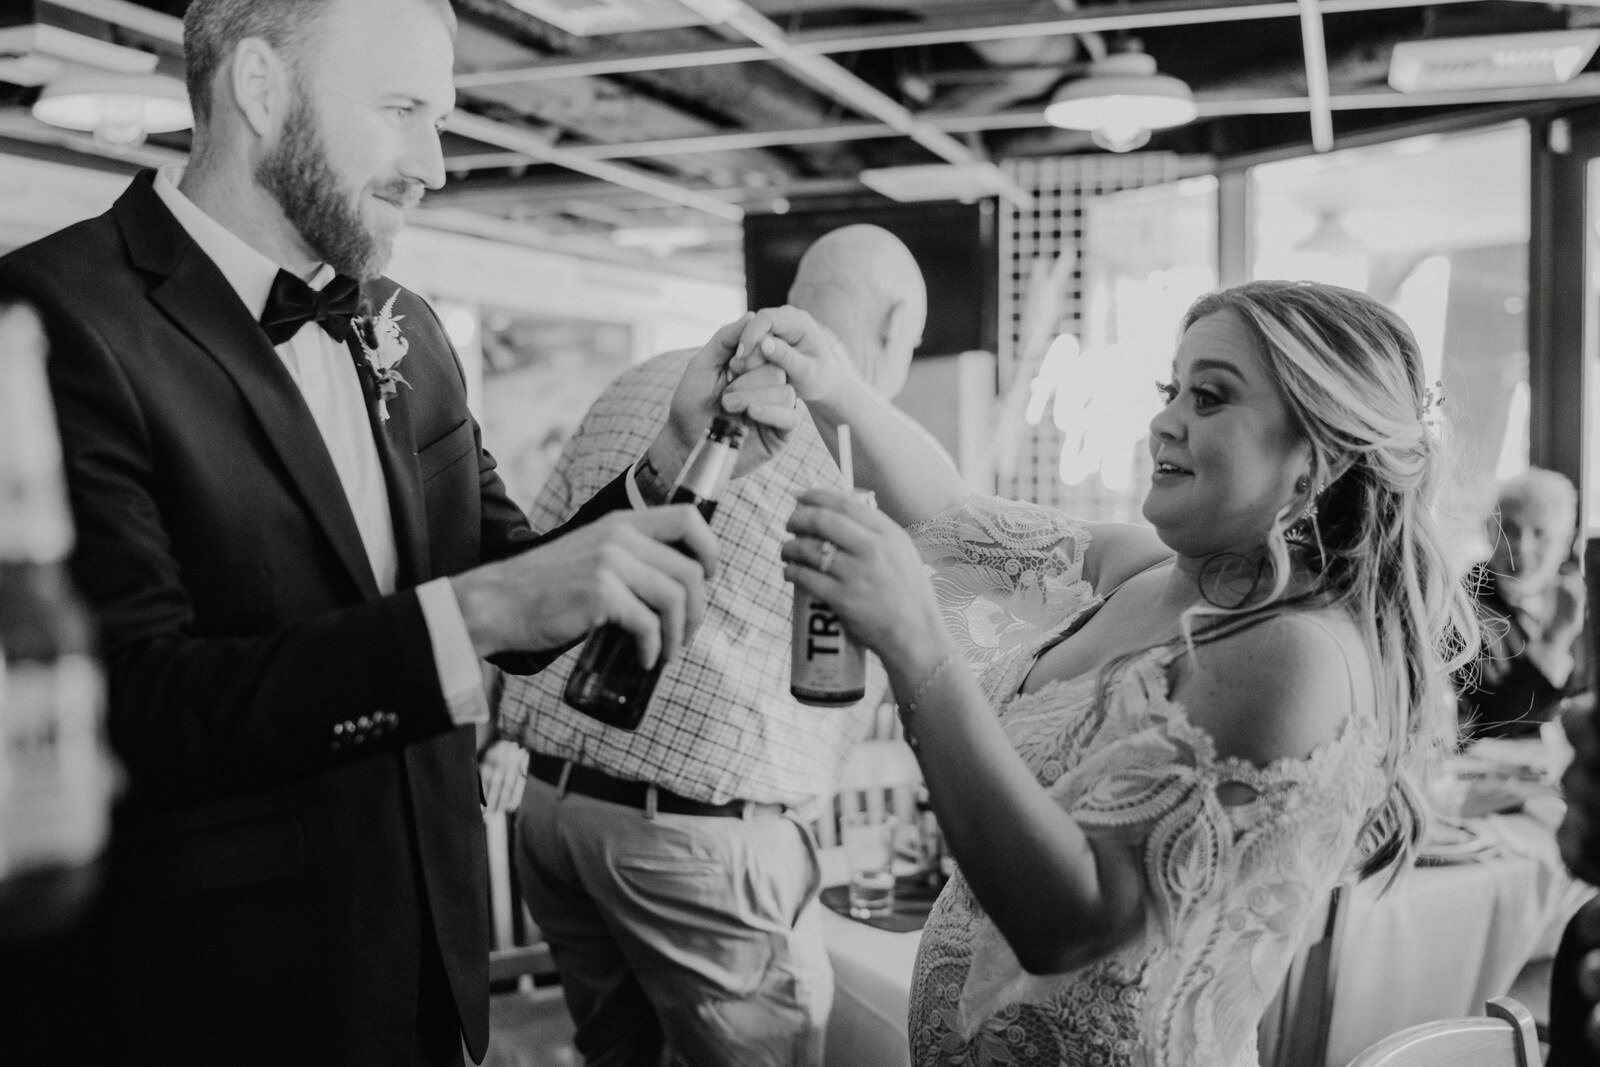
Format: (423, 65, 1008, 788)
(814, 738, 923, 848)
(1344, 996, 1543, 1067)
(484, 809, 557, 985)
(1258, 880, 1349, 1067)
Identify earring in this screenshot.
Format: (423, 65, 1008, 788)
(1287, 474, 1321, 548)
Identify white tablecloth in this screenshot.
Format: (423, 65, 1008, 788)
(823, 907, 918, 1067)
(1323, 810, 1593, 1065)
(821, 811, 1593, 1067)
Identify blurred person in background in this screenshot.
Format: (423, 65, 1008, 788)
(757, 280, 1475, 1066)
(0, 0, 798, 1060)
(482, 224, 932, 1066)
(1552, 702, 1600, 1065)
(1458, 467, 1587, 741)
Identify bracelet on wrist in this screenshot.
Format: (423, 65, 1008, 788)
(897, 649, 958, 750)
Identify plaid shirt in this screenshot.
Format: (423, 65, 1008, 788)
(496, 349, 884, 806)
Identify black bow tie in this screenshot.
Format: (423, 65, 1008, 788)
(260, 270, 362, 346)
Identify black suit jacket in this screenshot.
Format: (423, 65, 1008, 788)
(0, 172, 624, 1064)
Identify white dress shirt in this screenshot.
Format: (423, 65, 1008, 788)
(153, 168, 485, 725)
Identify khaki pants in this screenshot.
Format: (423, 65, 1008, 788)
(514, 773, 832, 1067)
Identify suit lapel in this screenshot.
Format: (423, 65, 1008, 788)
(114, 175, 381, 601)
(347, 320, 431, 587)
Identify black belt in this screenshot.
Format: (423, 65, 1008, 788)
(527, 753, 786, 819)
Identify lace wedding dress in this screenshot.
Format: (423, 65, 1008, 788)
(904, 497, 1387, 1067)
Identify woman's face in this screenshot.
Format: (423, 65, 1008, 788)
(1142, 309, 1312, 558)
(1489, 497, 1572, 597)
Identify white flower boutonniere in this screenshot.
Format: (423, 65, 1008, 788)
(355, 288, 411, 423)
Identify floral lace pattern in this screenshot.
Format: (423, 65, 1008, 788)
(904, 497, 1387, 1067)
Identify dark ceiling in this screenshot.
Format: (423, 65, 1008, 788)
(4, 0, 1599, 279)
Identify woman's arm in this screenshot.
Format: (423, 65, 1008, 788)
(783, 488, 1146, 973)
(896, 639, 1148, 973)
(731, 306, 967, 528)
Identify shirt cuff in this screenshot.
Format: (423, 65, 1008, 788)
(418, 578, 489, 726)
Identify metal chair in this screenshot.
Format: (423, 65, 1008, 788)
(1344, 996, 1543, 1067)
(1257, 880, 1349, 1067)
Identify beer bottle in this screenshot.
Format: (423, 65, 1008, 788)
(790, 489, 873, 705)
(0, 301, 115, 944)
(563, 415, 747, 729)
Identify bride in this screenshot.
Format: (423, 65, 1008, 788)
(735, 280, 1476, 1066)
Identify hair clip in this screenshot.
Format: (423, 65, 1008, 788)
(1420, 380, 1446, 423)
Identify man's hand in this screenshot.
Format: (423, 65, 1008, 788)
(647, 314, 804, 484)
(478, 738, 528, 815)
(451, 505, 716, 667)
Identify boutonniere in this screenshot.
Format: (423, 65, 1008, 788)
(355, 288, 411, 423)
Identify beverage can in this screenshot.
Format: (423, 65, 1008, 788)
(790, 488, 874, 706)
(789, 587, 866, 705)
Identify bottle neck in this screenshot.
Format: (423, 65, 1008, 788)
(671, 436, 741, 507)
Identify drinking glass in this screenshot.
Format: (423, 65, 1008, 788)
(840, 811, 895, 919)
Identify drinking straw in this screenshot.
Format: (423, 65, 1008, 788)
(838, 423, 854, 491)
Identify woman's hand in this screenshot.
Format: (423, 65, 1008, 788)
(781, 487, 947, 672)
(653, 313, 803, 483)
(731, 305, 862, 413)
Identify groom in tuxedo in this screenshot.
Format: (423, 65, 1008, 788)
(0, 0, 798, 1062)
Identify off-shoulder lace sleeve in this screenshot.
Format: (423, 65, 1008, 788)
(904, 495, 1095, 672)
(953, 653, 1385, 1064)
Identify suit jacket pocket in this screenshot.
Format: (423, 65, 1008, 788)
(417, 418, 474, 485)
(141, 814, 305, 902)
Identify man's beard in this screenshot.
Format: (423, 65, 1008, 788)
(256, 91, 401, 281)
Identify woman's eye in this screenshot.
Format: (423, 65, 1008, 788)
(1191, 386, 1222, 410)
(1155, 380, 1178, 403)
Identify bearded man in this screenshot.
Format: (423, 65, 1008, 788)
(0, 0, 800, 1062)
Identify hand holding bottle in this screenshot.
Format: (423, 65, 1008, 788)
(564, 416, 747, 729)
(730, 304, 862, 414)
(650, 314, 801, 486)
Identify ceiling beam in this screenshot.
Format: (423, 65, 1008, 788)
(453, 0, 1486, 88)
(43, 0, 183, 46)
(1297, 0, 1336, 151)
(0, 111, 183, 167)
(443, 110, 743, 221)
(440, 75, 1600, 172)
(668, 0, 1032, 209)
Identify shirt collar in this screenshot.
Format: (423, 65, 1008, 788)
(152, 165, 338, 321)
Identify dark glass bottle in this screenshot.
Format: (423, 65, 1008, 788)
(0, 302, 115, 946)
(562, 415, 747, 729)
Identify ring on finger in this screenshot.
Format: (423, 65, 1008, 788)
(817, 539, 837, 576)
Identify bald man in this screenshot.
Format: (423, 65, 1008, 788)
(483, 225, 933, 1065)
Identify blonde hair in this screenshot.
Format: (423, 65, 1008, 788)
(1178, 280, 1477, 885)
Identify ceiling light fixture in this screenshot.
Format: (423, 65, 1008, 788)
(1043, 48, 1197, 153)
(859, 162, 1018, 204)
(32, 72, 191, 151)
(1389, 29, 1600, 93)
(609, 224, 713, 256)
